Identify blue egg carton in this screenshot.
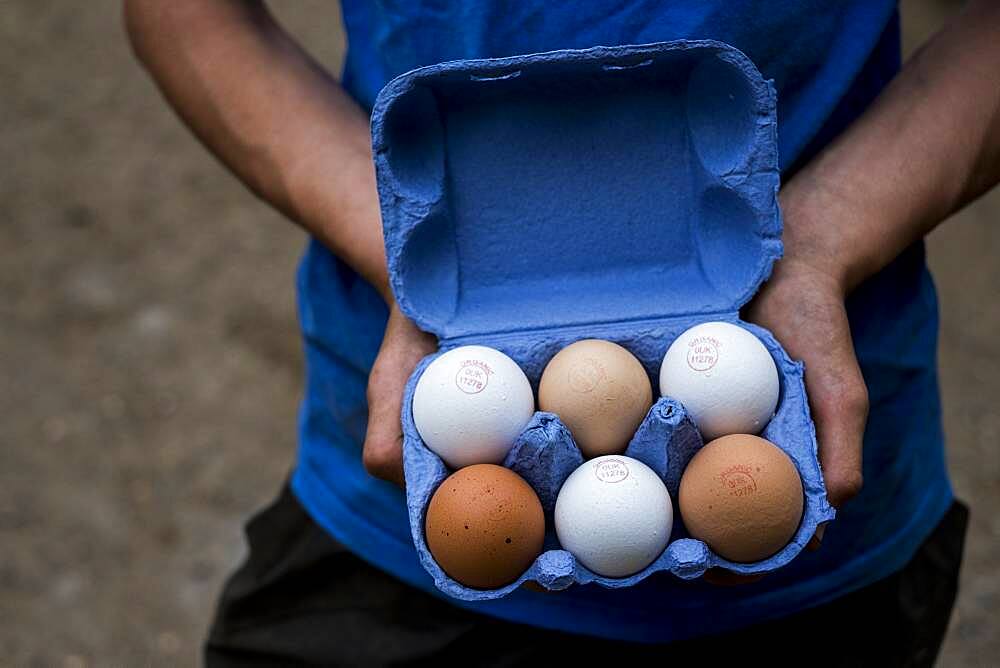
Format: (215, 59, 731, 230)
(372, 40, 836, 601)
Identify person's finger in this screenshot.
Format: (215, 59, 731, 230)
(744, 267, 868, 548)
(800, 316, 869, 509)
(362, 307, 437, 488)
(806, 522, 827, 551)
(362, 359, 406, 487)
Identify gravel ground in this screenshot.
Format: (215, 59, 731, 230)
(2, 1, 996, 665)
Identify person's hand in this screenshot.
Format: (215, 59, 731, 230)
(745, 263, 868, 512)
(743, 185, 870, 546)
(701, 185, 870, 586)
(362, 303, 437, 487)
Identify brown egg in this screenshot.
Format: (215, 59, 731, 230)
(679, 434, 804, 563)
(425, 464, 545, 589)
(538, 339, 652, 458)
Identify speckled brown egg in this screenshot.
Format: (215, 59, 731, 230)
(679, 434, 804, 563)
(425, 464, 545, 589)
(538, 339, 653, 458)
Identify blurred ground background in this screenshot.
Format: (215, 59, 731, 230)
(1, 1, 996, 665)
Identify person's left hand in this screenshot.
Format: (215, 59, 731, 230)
(704, 184, 871, 585)
(745, 183, 870, 516)
(362, 303, 438, 487)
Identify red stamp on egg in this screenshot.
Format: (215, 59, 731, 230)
(594, 458, 630, 483)
(719, 464, 757, 497)
(455, 359, 493, 394)
(687, 336, 720, 372)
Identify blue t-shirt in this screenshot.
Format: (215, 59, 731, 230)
(291, 0, 952, 642)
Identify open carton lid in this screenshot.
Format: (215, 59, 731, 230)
(373, 40, 782, 342)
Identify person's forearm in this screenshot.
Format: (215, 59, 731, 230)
(782, 0, 1000, 293)
(124, 0, 391, 300)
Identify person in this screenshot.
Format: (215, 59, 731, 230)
(125, 1, 998, 664)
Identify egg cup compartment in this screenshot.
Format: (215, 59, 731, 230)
(374, 40, 836, 601)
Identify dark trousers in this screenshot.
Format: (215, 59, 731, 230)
(205, 484, 968, 667)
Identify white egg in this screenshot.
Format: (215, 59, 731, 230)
(412, 345, 534, 468)
(554, 455, 673, 578)
(659, 321, 779, 440)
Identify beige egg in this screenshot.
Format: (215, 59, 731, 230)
(425, 464, 545, 589)
(538, 339, 653, 458)
(679, 434, 804, 563)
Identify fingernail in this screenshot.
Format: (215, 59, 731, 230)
(815, 523, 827, 542)
(806, 523, 827, 551)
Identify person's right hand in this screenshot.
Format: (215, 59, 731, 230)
(362, 303, 438, 487)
